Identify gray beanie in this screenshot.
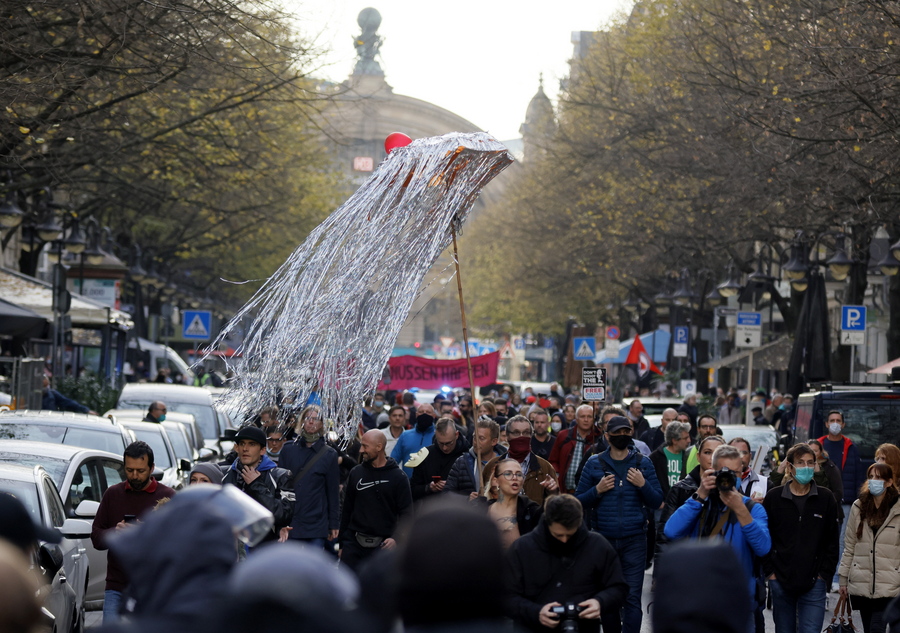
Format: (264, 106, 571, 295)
(189, 462, 223, 485)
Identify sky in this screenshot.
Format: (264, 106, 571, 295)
(286, 0, 632, 141)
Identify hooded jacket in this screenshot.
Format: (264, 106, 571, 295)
(278, 436, 340, 539)
(106, 492, 237, 633)
(505, 518, 628, 633)
(446, 444, 507, 497)
(410, 435, 470, 500)
(221, 454, 293, 537)
(340, 457, 413, 541)
(575, 448, 663, 539)
(762, 482, 839, 596)
(838, 495, 900, 599)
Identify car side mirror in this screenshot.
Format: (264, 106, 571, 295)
(39, 543, 64, 575)
(152, 467, 164, 481)
(198, 448, 216, 462)
(74, 500, 99, 518)
(179, 458, 192, 473)
(60, 518, 92, 540)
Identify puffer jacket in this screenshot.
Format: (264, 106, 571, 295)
(838, 496, 900, 599)
(445, 445, 507, 496)
(574, 448, 663, 539)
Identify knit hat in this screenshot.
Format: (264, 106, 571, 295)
(189, 462, 224, 485)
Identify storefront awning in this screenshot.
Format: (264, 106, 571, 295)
(0, 267, 133, 329)
(0, 297, 48, 338)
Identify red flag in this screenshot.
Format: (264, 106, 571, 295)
(624, 335, 663, 377)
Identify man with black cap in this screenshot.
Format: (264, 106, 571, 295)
(574, 415, 663, 633)
(506, 494, 628, 633)
(221, 426, 293, 544)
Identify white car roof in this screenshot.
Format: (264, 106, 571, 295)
(119, 383, 215, 405)
(0, 462, 39, 482)
(0, 440, 120, 461)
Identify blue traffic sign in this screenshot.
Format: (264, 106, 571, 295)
(183, 310, 212, 340)
(573, 337, 596, 360)
(737, 312, 762, 327)
(674, 326, 689, 344)
(841, 305, 867, 331)
(514, 337, 526, 350)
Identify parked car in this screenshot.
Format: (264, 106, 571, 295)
(161, 420, 199, 465)
(0, 410, 135, 454)
(105, 410, 210, 460)
(0, 440, 124, 608)
(0, 463, 92, 633)
(117, 420, 188, 489)
(117, 384, 234, 455)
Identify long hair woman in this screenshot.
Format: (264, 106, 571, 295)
(838, 463, 900, 633)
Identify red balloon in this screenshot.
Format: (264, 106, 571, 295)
(384, 132, 412, 154)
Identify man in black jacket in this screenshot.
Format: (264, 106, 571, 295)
(221, 426, 293, 544)
(277, 413, 340, 549)
(339, 429, 412, 572)
(506, 494, 628, 633)
(410, 417, 469, 501)
(763, 443, 839, 633)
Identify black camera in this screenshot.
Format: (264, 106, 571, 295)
(551, 603, 585, 633)
(714, 466, 737, 493)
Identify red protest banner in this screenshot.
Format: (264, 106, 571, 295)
(378, 351, 500, 391)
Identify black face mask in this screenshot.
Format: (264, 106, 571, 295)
(545, 522, 578, 557)
(415, 414, 435, 432)
(608, 435, 632, 451)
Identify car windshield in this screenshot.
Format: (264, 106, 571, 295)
(125, 428, 172, 469)
(0, 423, 124, 454)
(119, 400, 218, 440)
(164, 428, 192, 461)
(0, 478, 40, 522)
(0, 452, 68, 488)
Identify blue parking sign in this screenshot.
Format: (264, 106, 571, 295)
(841, 305, 866, 331)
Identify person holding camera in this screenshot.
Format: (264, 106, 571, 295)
(574, 415, 663, 633)
(664, 444, 771, 629)
(506, 494, 628, 633)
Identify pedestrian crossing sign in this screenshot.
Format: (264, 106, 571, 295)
(183, 310, 212, 340)
(573, 337, 596, 360)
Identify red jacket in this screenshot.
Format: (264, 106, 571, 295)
(549, 426, 599, 493)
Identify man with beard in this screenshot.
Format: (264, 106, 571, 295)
(529, 408, 555, 461)
(484, 415, 558, 506)
(91, 441, 176, 623)
(410, 417, 469, 501)
(684, 414, 720, 473)
(340, 429, 413, 572)
(278, 413, 340, 549)
(391, 403, 437, 477)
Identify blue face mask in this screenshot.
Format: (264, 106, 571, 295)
(158, 414, 166, 422)
(869, 479, 886, 496)
(794, 466, 814, 485)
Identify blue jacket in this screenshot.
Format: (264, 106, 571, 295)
(575, 448, 664, 539)
(819, 436, 864, 503)
(391, 426, 435, 477)
(663, 494, 771, 597)
(278, 437, 340, 539)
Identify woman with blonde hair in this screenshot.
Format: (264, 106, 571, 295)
(483, 458, 541, 547)
(838, 462, 900, 633)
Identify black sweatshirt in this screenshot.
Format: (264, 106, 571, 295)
(339, 457, 412, 541)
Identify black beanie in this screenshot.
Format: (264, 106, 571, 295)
(653, 539, 752, 633)
(396, 497, 504, 627)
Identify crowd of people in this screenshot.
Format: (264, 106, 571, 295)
(4, 385, 900, 633)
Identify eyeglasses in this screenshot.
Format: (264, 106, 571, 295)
(507, 429, 532, 438)
(437, 439, 457, 449)
(498, 471, 524, 480)
(267, 437, 285, 443)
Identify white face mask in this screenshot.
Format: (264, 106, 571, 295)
(828, 422, 843, 436)
(550, 421, 562, 433)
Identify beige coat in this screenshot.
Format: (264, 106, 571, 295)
(838, 497, 900, 599)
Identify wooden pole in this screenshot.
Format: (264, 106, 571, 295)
(451, 228, 484, 494)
